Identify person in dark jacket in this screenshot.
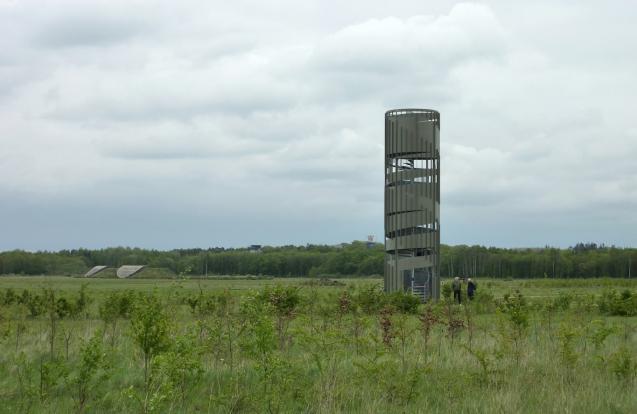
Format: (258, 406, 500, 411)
(467, 278, 477, 300)
(452, 277, 462, 303)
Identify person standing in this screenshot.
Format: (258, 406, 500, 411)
(452, 276, 462, 304)
(467, 278, 477, 300)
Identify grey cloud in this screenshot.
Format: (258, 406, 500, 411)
(1, 1, 637, 250)
(33, 15, 147, 48)
(102, 147, 215, 161)
(0, 191, 380, 251)
(41, 61, 300, 123)
(99, 135, 276, 161)
(18, 0, 157, 50)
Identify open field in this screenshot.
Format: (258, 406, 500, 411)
(3, 274, 637, 295)
(0, 276, 636, 413)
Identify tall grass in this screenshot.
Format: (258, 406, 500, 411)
(0, 278, 635, 413)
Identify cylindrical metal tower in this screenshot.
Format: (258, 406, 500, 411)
(384, 109, 440, 301)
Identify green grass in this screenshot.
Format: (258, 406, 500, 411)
(0, 276, 635, 413)
(0, 275, 309, 292)
(6, 275, 636, 299)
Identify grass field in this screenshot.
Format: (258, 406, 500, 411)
(4, 275, 637, 295)
(0, 275, 635, 413)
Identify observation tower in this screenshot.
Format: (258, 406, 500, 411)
(384, 109, 440, 301)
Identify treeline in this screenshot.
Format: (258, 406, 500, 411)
(0, 242, 636, 278)
(0, 243, 384, 278)
(441, 243, 636, 279)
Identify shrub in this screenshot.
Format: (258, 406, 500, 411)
(255, 285, 300, 319)
(589, 319, 616, 351)
(184, 292, 217, 316)
(99, 290, 135, 346)
(2, 288, 17, 305)
(130, 294, 171, 385)
(597, 289, 637, 316)
(67, 331, 110, 413)
(337, 290, 352, 316)
(552, 292, 573, 311)
(419, 305, 440, 355)
(441, 282, 452, 300)
(558, 324, 580, 370)
(255, 285, 301, 350)
(152, 333, 203, 406)
(497, 290, 529, 331)
(39, 358, 68, 402)
(379, 305, 394, 348)
(608, 346, 637, 381)
(55, 297, 73, 319)
(388, 291, 421, 314)
(99, 290, 135, 322)
(496, 290, 529, 364)
(472, 290, 496, 314)
(71, 284, 91, 318)
(354, 285, 386, 313)
(24, 292, 44, 318)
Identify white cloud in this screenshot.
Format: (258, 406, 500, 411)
(0, 0, 636, 249)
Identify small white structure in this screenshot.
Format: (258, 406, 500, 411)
(116, 265, 146, 279)
(84, 266, 109, 277)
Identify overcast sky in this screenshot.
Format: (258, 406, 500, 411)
(1, 0, 636, 251)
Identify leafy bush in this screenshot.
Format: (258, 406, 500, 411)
(130, 293, 171, 384)
(2, 288, 17, 305)
(100, 290, 135, 346)
(552, 292, 573, 311)
(558, 324, 580, 370)
(471, 290, 496, 314)
(67, 331, 110, 413)
(152, 333, 203, 406)
(99, 291, 134, 322)
(255, 285, 300, 318)
(597, 289, 637, 316)
(353, 285, 386, 313)
(608, 346, 637, 381)
(254, 285, 301, 350)
(497, 290, 530, 330)
(23, 291, 45, 317)
(184, 292, 217, 316)
(588, 319, 616, 351)
(71, 284, 91, 318)
(441, 282, 452, 300)
(387, 291, 421, 314)
(496, 290, 529, 364)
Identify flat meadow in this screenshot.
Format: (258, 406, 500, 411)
(0, 275, 635, 413)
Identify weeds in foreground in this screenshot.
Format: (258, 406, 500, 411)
(0, 281, 636, 413)
(496, 290, 529, 365)
(130, 293, 171, 386)
(67, 330, 110, 413)
(419, 305, 440, 358)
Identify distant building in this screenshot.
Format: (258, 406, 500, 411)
(248, 245, 262, 253)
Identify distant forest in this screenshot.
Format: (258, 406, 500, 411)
(0, 242, 635, 279)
